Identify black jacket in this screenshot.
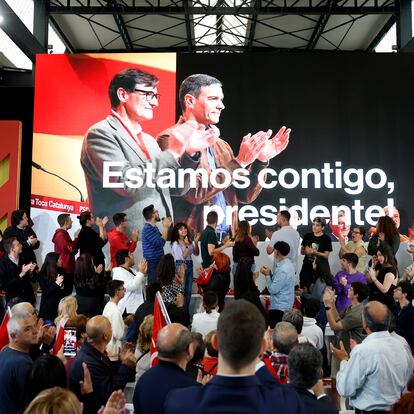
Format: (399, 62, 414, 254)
(290, 385, 338, 414)
(69, 342, 134, 414)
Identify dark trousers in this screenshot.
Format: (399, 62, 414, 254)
(146, 258, 161, 284)
(268, 309, 284, 328)
(355, 409, 390, 414)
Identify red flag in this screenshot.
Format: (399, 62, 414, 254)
(51, 323, 64, 355)
(0, 310, 11, 351)
(150, 292, 171, 367)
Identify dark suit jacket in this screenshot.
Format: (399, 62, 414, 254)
(69, 342, 134, 414)
(290, 386, 338, 414)
(0, 256, 36, 305)
(133, 360, 197, 414)
(165, 374, 304, 414)
(3, 226, 39, 265)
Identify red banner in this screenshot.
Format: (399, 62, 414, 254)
(30, 194, 89, 215)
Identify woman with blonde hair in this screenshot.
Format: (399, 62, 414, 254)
(23, 387, 82, 414)
(54, 296, 78, 328)
(135, 314, 153, 381)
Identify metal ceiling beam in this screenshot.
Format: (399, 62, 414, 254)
(182, 0, 194, 51)
(49, 16, 76, 53)
(0, 0, 45, 63)
(365, 15, 396, 52)
(48, 5, 397, 16)
(396, 0, 412, 50)
(33, 0, 48, 49)
(306, 0, 335, 50)
(107, 0, 134, 50)
(247, 0, 260, 51)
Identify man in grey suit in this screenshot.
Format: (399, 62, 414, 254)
(81, 68, 210, 231)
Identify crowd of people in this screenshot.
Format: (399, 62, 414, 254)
(0, 206, 413, 414)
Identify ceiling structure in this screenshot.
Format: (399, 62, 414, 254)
(0, 0, 413, 83)
(46, 0, 404, 53)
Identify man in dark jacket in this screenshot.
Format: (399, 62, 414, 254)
(3, 210, 39, 265)
(69, 315, 136, 414)
(0, 238, 37, 305)
(288, 343, 338, 414)
(133, 323, 198, 414)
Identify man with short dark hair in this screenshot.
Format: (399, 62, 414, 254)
(199, 211, 234, 269)
(288, 343, 338, 414)
(0, 312, 38, 414)
(332, 253, 367, 313)
(81, 68, 205, 231)
(323, 281, 369, 382)
(112, 249, 146, 315)
(0, 238, 37, 305)
(52, 213, 79, 295)
(133, 323, 197, 414)
(157, 73, 291, 235)
(102, 280, 127, 363)
(165, 300, 303, 414)
(107, 212, 139, 268)
(267, 210, 300, 268)
(332, 301, 412, 413)
(69, 315, 136, 414)
(141, 204, 172, 283)
(392, 280, 414, 354)
(260, 241, 295, 327)
(4, 210, 39, 265)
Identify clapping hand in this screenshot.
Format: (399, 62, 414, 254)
(257, 126, 291, 162)
(138, 259, 148, 274)
(98, 390, 129, 414)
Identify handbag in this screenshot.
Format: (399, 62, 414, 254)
(195, 262, 215, 285)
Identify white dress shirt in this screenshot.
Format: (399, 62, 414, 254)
(112, 266, 146, 314)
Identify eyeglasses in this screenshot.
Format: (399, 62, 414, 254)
(133, 89, 160, 101)
(352, 231, 361, 234)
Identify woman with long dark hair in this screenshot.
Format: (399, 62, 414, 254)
(368, 245, 398, 308)
(170, 222, 199, 310)
(38, 252, 65, 322)
(74, 253, 109, 317)
(233, 256, 265, 316)
(232, 220, 259, 274)
(156, 253, 185, 304)
(368, 215, 400, 258)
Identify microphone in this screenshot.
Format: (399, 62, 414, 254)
(32, 161, 85, 202)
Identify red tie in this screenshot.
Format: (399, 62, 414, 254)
(136, 132, 150, 160)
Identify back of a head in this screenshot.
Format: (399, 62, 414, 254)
(302, 298, 320, 319)
(203, 291, 218, 314)
(274, 241, 290, 257)
(342, 253, 358, 269)
(23, 355, 67, 408)
(157, 323, 192, 359)
(279, 210, 291, 223)
(288, 343, 322, 389)
(206, 211, 218, 226)
(23, 387, 82, 414)
(86, 315, 110, 343)
(189, 332, 205, 364)
(212, 252, 231, 274)
(66, 314, 88, 342)
(217, 299, 265, 370)
(138, 315, 153, 354)
(204, 330, 218, 357)
(115, 249, 130, 267)
(156, 254, 175, 285)
(282, 309, 304, 334)
(351, 282, 370, 303)
(363, 301, 389, 332)
(273, 321, 298, 355)
(11, 209, 26, 227)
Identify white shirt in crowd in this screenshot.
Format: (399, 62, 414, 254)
(112, 266, 146, 314)
(102, 301, 126, 361)
(302, 316, 324, 349)
(191, 309, 220, 338)
(269, 225, 301, 267)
